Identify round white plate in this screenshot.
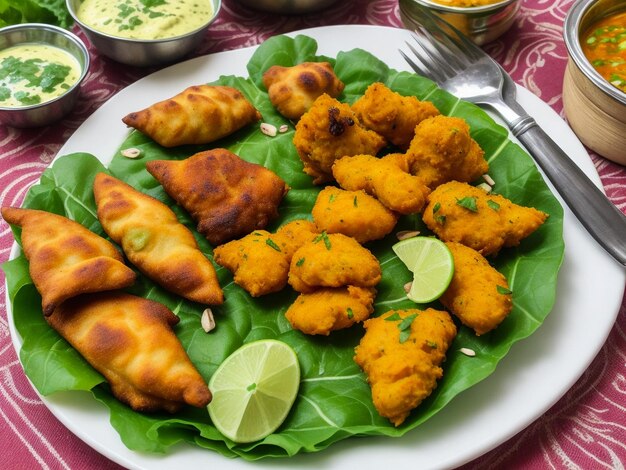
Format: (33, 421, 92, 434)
(8, 25, 626, 470)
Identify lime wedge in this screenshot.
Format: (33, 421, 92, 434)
(208, 339, 300, 443)
(392, 236, 454, 303)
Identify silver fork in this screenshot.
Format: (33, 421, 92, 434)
(399, 4, 626, 267)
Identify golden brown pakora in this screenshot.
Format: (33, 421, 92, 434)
(146, 148, 289, 246)
(293, 93, 386, 184)
(332, 153, 431, 215)
(422, 181, 548, 256)
(354, 308, 457, 426)
(441, 242, 513, 336)
(285, 286, 376, 335)
(262, 61, 345, 120)
(405, 115, 488, 188)
(122, 85, 262, 148)
(352, 82, 440, 150)
(93, 173, 223, 305)
(311, 186, 398, 243)
(1, 206, 136, 316)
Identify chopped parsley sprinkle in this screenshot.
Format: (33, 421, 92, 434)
(497, 285, 512, 295)
(456, 196, 478, 212)
(487, 200, 500, 211)
(347, 308, 354, 320)
(313, 231, 332, 250)
(353, 196, 358, 207)
(265, 238, 281, 252)
(435, 214, 446, 225)
(296, 257, 305, 267)
(433, 202, 441, 213)
(384, 312, 402, 322)
(426, 340, 438, 349)
(385, 312, 418, 343)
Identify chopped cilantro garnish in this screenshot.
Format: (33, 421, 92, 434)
(265, 238, 281, 252)
(433, 202, 441, 213)
(456, 196, 478, 212)
(296, 257, 305, 267)
(347, 308, 354, 319)
(313, 231, 332, 250)
(487, 200, 500, 211)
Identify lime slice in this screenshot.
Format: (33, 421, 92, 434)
(392, 236, 455, 303)
(208, 339, 300, 443)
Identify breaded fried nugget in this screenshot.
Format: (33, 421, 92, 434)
(352, 82, 440, 150)
(262, 61, 345, 120)
(286, 286, 376, 335)
(288, 233, 381, 293)
(214, 220, 318, 297)
(1, 207, 136, 316)
(293, 94, 386, 184)
(441, 242, 512, 335)
(332, 153, 430, 215)
(312, 186, 398, 243)
(146, 148, 289, 246)
(354, 308, 457, 426)
(47, 292, 211, 413)
(405, 115, 488, 188)
(122, 85, 261, 147)
(423, 181, 548, 256)
(94, 173, 223, 305)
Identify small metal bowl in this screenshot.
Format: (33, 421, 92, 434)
(563, 0, 626, 165)
(0, 23, 89, 128)
(67, 0, 221, 67)
(400, 0, 520, 45)
(233, 0, 338, 14)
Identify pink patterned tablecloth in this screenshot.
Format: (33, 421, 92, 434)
(1, 0, 625, 468)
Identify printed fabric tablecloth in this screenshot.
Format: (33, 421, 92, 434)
(1, 0, 625, 468)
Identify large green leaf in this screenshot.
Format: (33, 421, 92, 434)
(3, 34, 564, 460)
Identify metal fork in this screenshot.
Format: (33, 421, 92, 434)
(399, 4, 626, 267)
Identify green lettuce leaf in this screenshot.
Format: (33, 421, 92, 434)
(4, 34, 564, 460)
(0, 0, 72, 28)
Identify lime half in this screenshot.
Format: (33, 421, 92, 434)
(392, 236, 455, 303)
(208, 339, 300, 443)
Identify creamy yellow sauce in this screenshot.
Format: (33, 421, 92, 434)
(430, 0, 505, 6)
(77, 0, 214, 40)
(0, 43, 81, 108)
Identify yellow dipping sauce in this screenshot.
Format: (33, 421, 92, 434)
(430, 0, 505, 6)
(581, 11, 626, 94)
(76, 0, 214, 40)
(0, 43, 81, 108)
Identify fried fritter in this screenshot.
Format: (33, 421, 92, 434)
(293, 93, 386, 184)
(47, 292, 211, 413)
(262, 61, 345, 120)
(1, 206, 136, 316)
(146, 148, 289, 246)
(422, 181, 548, 256)
(122, 85, 261, 147)
(441, 242, 512, 335)
(288, 233, 381, 293)
(93, 173, 223, 305)
(286, 286, 376, 335)
(354, 308, 457, 426)
(405, 115, 488, 188)
(332, 153, 430, 215)
(275, 219, 320, 258)
(352, 82, 440, 150)
(312, 186, 398, 243)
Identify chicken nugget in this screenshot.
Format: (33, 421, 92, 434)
(354, 308, 457, 426)
(312, 186, 398, 243)
(286, 286, 376, 335)
(293, 94, 386, 184)
(352, 82, 440, 150)
(288, 233, 381, 293)
(441, 242, 512, 335)
(422, 181, 548, 256)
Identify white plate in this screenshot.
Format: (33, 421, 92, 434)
(7, 25, 626, 470)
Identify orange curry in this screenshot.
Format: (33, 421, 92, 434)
(581, 11, 626, 93)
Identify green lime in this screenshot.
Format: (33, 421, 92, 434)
(392, 236, 455, 303)
(208, 339, 300, 443)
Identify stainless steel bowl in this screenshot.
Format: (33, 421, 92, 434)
(234, 0, 339, 14)
(67, 0, 221, 67)
(400, 0, 520, 45)
(563, 0, 626, 164)
(0, 23, 89, 128)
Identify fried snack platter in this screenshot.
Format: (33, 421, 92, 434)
(4, 26, 623, 470)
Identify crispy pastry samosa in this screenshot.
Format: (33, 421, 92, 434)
(93, 173, 223, 305)
(1, 207, 136, 316)
(47, 292, 211, 413)
(122, 85, 262, 147)
(146, 148, 289, 245)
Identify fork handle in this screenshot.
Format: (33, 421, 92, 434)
(511, 118, 626, 267)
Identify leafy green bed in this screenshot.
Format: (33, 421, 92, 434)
(3, 35, 564, 460)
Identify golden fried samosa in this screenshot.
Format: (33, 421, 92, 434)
(47, 292, 211, 413)
(93, 173, 223, 305)
(146, 148, 289, 246)
(1, 207, 136, 316)
(122, 85, 262, 147)
(262, 62, 345, 120)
